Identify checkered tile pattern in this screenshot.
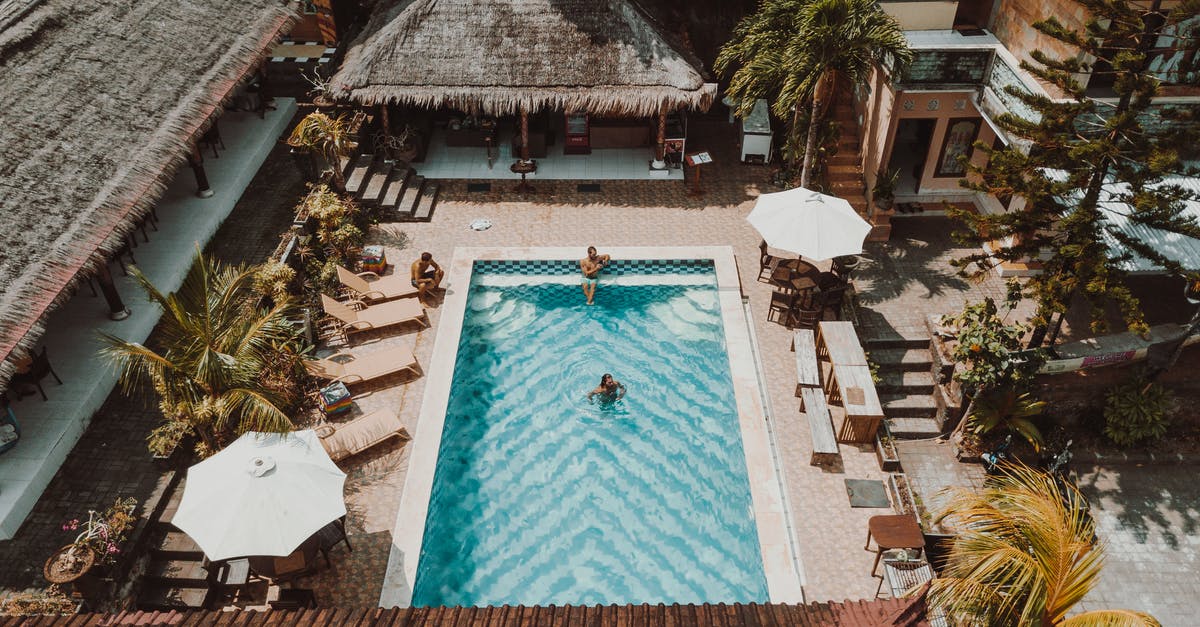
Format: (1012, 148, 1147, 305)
(472, 259, 715, 276)
(270, 40, 337, 64)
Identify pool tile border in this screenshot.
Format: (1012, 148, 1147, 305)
(472, 259, 715, 275)
(380, 247, 804, 607)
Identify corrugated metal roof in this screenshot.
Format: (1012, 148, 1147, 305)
(0, 597, 931, 627)
(1098, 174, 1200, 273)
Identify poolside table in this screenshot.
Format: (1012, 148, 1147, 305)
(816, 321, 868, 366)
(826, 363, 884, 443)
(865, 514, 925, 576)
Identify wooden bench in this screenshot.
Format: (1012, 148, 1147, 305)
(791, 329, 821, 396)
(800, 387, 840, 466)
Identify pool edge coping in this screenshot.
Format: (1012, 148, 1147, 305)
(379, 246, 804, 606)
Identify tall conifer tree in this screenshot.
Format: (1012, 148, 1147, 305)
(951, 0, 1200, 338)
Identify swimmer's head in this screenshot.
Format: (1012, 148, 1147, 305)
(600, 373, 614, 387)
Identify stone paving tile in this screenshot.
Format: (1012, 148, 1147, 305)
(855, 217, 1035, 341)
(1073, 464, 1200, 627)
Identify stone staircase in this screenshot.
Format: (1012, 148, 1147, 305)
(343, 154, 440, 222)
(825, 93, 869, 218)
(864, 335, 944, 439)
(136, 480, 212, 611)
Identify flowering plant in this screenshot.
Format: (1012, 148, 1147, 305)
(61, 497, 138, 567)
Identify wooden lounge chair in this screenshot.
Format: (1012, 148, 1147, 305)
(304, 344, 421, 385)
(336, 265, 418, 303)
(316, 409, 410, 462)
(321, 294, 428, 336)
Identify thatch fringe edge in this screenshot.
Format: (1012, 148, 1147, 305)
(0, 9, 299, 391)
(338, 83, 718, 117)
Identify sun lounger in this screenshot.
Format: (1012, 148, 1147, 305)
(336, 265, 418, 303)
(304, 344, 421, 385)
(315, 409, 410, 462)
(321, 294, 428, 336)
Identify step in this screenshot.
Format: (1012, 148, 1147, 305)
(829, 180, 864, 194)
(864, 336, 930, 350)
(869, 347, 933, 372)
(145, 558, 210, 587)
(359, 162, 393, 205)
(826, 167, 863, 182)
(882, 394, 938, 418)
(344, 154, 374, 196)
(152, 530, 204, 560)
(380, 167, 412, 209)
(137, 583, 210, 611)
(412, 181, 439, 221)
(876, 370, 935, 395)
(396, 175, 425, 219)
(829, 152, 860, 167)
(887, 416, 944, 439)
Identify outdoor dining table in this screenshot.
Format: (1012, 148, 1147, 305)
(770, 259, 822, 295)
(816, 321, 867, 366)
(826, 363, 884, 442)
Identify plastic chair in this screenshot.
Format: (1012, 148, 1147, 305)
(11, 347, 62, 401)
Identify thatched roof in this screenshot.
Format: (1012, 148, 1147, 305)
(0, 0, 296, 385)
(331, 0, 717, 117)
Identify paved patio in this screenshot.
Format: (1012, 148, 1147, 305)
(289, 118, 1028, 605)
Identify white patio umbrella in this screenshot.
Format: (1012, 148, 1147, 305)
(747, 186, 873, 260)
(172, 430, 347, 561)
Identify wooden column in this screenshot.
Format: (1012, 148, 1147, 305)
(188, 146, 214, 198)
(94, 263, 130, 321)
(656, 107, 668, 162)
(519, 108, 530, 161)
(380, 104, 392, 146)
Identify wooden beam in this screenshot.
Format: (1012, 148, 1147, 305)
(94, 263, 130, 320)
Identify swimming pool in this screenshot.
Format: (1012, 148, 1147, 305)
(412, 260, 766, 606)
(384, 247, 801, 608)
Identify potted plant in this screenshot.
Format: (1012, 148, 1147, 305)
(872, 167, 899, 211)
(875, 423, 901, 472)
(302, 66, 338, 109)
(379, 124, 421, 163)
(44, 498, 137, 590)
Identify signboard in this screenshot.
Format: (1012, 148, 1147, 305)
(685, 152, 712, 166)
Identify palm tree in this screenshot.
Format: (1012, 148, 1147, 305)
(932, 463, 1159, 626)
(716, 0, 911, 187)
(287, 111, 353, 191)
(100, 252, 300, 457)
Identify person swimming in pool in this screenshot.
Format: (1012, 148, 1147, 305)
(579, 246, 610, 305)
(587, 373, 626, 404)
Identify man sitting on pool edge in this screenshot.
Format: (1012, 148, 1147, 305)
(579, 246, 610, 305)
(587, 374, 626, 404)
(411, 252, 445, 303)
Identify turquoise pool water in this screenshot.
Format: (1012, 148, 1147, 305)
(412, 261, 768, 607)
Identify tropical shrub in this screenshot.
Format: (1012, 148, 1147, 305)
(287, 112, 353, 190)
(99, 252, 301, 457)
(968, 387, 1047, 450)
(0, 586, 76, 615)
(1104, 378, 1173, 446)
(943, 294, 1032, 395)
(253, 259, 297, 305)
(932, 463, 1157, 626)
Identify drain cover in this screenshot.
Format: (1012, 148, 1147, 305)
(845, 479, 891, 508)
(469, 219, 492, 231)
